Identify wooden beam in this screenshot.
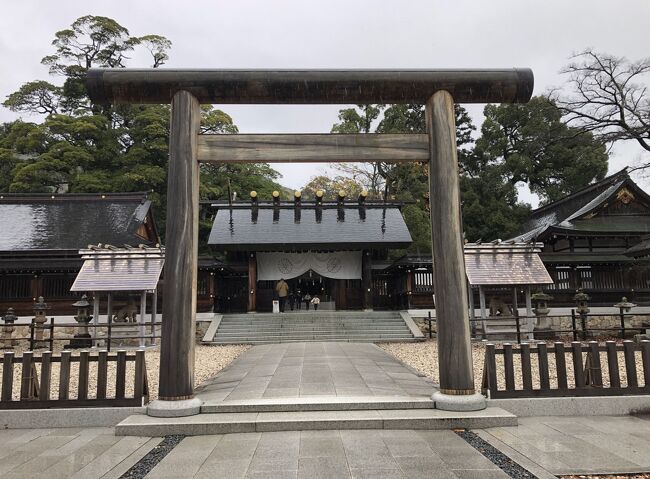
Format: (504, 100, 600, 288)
(158, 90, 200, 401)
(86, 68, 534, 105)
(426, 90, 475, 395)
(197, 134, 429, 164)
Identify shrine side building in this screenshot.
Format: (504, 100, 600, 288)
(513, 168, 650, 305)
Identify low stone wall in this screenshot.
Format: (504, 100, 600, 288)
(405, 313, 649, 341)
(411, 316, 435, 336)
(196, 320, 211, 340)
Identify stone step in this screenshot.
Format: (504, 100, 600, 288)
(115, 407, 516, 436)
(215, 327, 411, 334)
(207, 338, 422, 344)
(219, 320, 407, 325)
(224, 309, 400, 318)
(211, 333, 414, 339)
(218, 327, 408, 332)
(218, 323, 409, 328)
(200, 396, 434, 413)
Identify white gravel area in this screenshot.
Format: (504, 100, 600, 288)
(379, 340, 646, 392)
(0, 343, 250, 401)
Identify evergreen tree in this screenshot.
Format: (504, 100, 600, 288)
(1, 15, 284, 243)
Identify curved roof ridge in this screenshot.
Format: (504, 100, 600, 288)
(530, 167, 628, 215)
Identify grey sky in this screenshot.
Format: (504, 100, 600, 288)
(1, 0, 649, 205)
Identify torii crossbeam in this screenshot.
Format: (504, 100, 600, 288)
(86, 68, 534, 416)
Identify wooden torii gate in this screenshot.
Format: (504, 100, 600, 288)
(86, 69, 533, 416)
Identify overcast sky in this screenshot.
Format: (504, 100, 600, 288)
(1, 0, 649, 206)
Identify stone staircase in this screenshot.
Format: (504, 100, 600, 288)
(203, 311, 424, 344)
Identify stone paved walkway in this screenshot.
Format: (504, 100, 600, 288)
(195, 342, 435, 403)
(0, 427, 159, 479)
(483, 414, 650, 476)
(146, 429, 507, 479)
(2, 416, 650, 477)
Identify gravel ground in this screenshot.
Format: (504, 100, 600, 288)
(378, 339, 646, 392)
(456, 429, 536, 478)
(120, 435, 184, 479)
(0, 343, 250, 401)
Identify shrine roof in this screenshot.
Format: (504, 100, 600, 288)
(513, 169, 650, 241)
(463, 243, 553, 286)
(71, 245, 164, 292)
(389, 243, 553, 286)
(0, 193, 156, 252)
(207, 203, 412, 251)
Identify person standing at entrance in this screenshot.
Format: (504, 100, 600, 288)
(303, 292, 311, 310)
(294, 289, 302, 310)
(275, 278, 289, 312)
(288, 290, 295, 311)
(311, 295, 320, 311)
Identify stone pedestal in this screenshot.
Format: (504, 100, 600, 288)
(148, 397, 202, 417)
(68, 333, 92, 349)
(1, 325, 15, 349)
(432, 391, 486, 412)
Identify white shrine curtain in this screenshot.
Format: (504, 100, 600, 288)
(256, 251, 362, 280)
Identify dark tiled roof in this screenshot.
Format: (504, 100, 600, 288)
(541, 252, 634, 264)
(514, 169, 650, 241)
(208, 205, 412, 251)
(0, 193, 154, 252)
(551, 217, 650, 234)
(625, 235, 650, 258)
(0, 256, 83, 272)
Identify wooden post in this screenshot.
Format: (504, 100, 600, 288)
(208, 273, 215, 312)
(479, 285, 487, 338)
(139, 291, 146, 348)
(150, 288, 157, 345)
(468, 283, 476, 336)
(525, 286, 533, 340)
(106, 292, 112, 347)
(158, 90, 200, 401)
(405, 271, 413, 309)
(248, 253, 257, 312)
(93, 293, 100, 347)
(425, 90, 476, 396)
(362, 250, 373, 311)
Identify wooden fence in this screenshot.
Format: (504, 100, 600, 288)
(0, 350, 149, 409)
(482, 340, 650, 398)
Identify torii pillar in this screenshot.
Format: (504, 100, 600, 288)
(426, 91, 485, 410)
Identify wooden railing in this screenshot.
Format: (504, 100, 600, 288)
(0, 350, 148, 409)
(482, 340, 650, 398)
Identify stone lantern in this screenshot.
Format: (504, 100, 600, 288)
(1, 307, 17, 349)
(614, 296, 636, 313)
(614, 296, 637, 339)
(32, 296, 49, 344)
(69, 294, 93, 348)
(573, 289, 590, 340)
(532, 291, 554, 339)
(573, 289, 590, 315)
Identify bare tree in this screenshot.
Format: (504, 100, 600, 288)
(553, 50, 650, 157)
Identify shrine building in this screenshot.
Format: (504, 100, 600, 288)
(206, 191, 412, 313)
